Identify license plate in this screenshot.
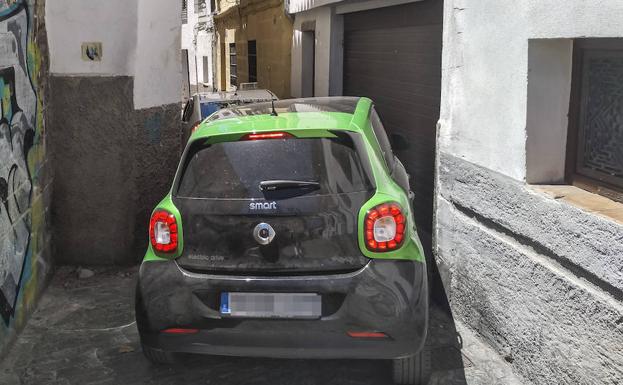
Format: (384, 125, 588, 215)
(220, 292, 321, 319)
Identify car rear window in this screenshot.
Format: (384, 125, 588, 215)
(176, 132, 374, 199)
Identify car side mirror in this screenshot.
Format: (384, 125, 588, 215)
(181, 99, 194, 123)
(390, 133, 409, 152)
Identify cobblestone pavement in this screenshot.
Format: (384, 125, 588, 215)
(0, 267, 523, 385)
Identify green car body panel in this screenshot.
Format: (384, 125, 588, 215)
(143, 97, 424, 264)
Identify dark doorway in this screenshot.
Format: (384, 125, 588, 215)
(181, 49, 191, 99)
(343, 0, 443, 233)
(301, 30, 316, 97)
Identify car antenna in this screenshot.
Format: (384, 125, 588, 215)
(266, 90, 278, 117)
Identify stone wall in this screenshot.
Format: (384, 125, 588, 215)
(48, 76, 181, 265)
(435, 153, 623, 384)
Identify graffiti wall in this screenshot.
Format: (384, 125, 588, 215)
(0, 0, 49, 350)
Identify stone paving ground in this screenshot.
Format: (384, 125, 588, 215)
(0, 267, 524, 385)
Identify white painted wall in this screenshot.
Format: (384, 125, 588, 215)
(525, 39, 573, 184)
(439, 0, 623, 182)
(134, 0, 183, 109)
(46, 0, 183, 109)
(291, 6, 339, 97)
(46, 0, 138, 76)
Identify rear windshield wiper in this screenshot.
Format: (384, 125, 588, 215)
(259, 180, 320, 192)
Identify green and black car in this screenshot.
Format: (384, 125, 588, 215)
(136, 97, 430, 384)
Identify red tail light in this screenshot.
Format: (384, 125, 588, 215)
(190, 121, 201, 134)
(364, 202, 406, 252)
(161, 328, 199, 334)
(241, 131, 293, 141)
(347, 331, 388, 339)
(149, 210, 178, 253)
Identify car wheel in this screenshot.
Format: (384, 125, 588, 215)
(142, 343, 176, 365)
(392, 348, 431, 385)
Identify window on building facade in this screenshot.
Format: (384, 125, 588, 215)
(182, 0, 188, 24)
(248, 40, 257, 83)
(194, 0, 204, 14)
(229, 43, 237, 87)
(210, 0, 216, 13)
(567, 39, 623, 201)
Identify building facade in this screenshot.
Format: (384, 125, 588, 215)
(181, 0, 215, 97)
(213, 0, 293, 98)
(288, 0, 443, 237)
(436, 0, 623, 383)
(2, 0, 183, 357)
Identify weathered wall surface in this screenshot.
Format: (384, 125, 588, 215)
(48, 77, 180, 265)
(46, 0, 182, 265)
(437, 1, 623, 383)
(45, 0, 137, 76)
(0, 0, 52, 357)
(436, 154, 623, 384)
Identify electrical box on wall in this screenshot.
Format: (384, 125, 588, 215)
(81, 42, 103, 61)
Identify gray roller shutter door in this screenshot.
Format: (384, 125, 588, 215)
(343, 0, 442, 232)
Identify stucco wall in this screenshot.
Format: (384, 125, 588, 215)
(0, 0, 52, 358)
(437, 0, 623, 383)
(46, 0, 137, 76)
(290, 6, 336, 97)
(134, 0, 182, 109)
(45, 0, 182, 266)
(439, 0, 623, 181)
(46, 0, 182, 109)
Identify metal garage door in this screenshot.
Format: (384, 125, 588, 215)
(343, 0, 442, 233)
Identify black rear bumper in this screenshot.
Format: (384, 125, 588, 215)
(135, 259, 428, 360)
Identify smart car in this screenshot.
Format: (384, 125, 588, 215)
(135, 97, 430, 384)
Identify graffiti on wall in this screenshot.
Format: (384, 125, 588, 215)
(0, 0, 37, 326)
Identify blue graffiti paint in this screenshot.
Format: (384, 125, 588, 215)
(144, 112, 162, 145)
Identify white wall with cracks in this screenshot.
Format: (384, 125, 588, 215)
(437, 1, 623, 383)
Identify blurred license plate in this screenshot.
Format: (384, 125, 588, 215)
(220, 292, 321, 319)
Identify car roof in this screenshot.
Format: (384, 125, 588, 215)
(193, 97, 370, 140)
(196, 89, 276, 104)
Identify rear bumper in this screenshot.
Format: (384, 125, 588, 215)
(135, 259, 428, 360)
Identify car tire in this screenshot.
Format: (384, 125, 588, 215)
(142, 343, 176, 365)
(392, 348, 432, 385)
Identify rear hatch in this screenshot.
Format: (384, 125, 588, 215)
(173, 131, 375, 275)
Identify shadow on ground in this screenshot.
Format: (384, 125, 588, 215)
(0, 236, 523, 385)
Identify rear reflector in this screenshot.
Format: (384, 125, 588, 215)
(347, 331, 388, 339)
(161, 328, 199, 335)
(241, 131, 293, 141)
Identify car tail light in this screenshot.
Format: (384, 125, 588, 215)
(241, 131, 293, 140)
(347, 331, 388, 339)
(190, 121, 201, 134)
(161, 328, 199, 334)
(364, 202, 406, 252)
(149, 210, 178, 254)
